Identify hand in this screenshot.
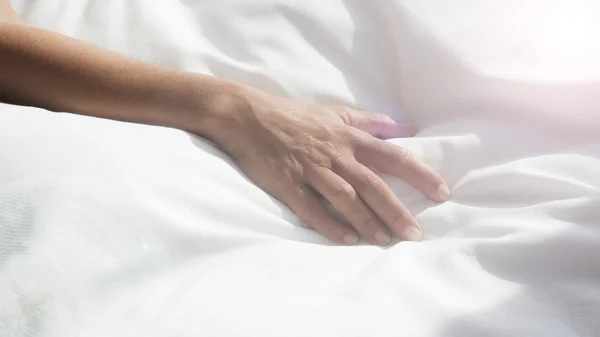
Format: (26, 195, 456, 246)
(201, 84, 450, 246)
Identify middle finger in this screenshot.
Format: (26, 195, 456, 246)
(336, 161, 422, 242)
(307, 166, 392, 246)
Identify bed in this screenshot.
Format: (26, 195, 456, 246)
(2, 0, 600, 336)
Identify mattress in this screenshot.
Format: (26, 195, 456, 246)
(2, 0, 600, 336)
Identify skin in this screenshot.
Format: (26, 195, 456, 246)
(0, 1, 450, 246)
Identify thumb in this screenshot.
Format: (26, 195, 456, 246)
(334, 107, 416, 139)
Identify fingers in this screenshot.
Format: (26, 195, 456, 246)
(332, 107, 416, 139)
(337, 162, 422, 242)
(307, 167, 392, 246)
(285, 184, 359, 245)
(356, 137, 450, 203)
(376, 122, 417, 139)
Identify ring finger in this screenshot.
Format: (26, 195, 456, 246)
(307, 166, 392, 246)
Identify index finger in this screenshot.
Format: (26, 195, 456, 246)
(355, 137, 450, 202)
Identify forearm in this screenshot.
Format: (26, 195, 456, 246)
(0, 22, 237, 135)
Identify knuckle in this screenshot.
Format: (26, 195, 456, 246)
(370, 111, 391, 122)
(311, 212, 343, 239)
(390, 146, 413, 165)
(360, 173, 383, 191)
(389, 212, 408, 226)
(358, 216, 378, 231)
(329, 154, 353, 173)
(421, 167, 438, 187)
(338, 127, 359, 141)
(332, 106, 352, 124)
(331, 181, 356, 201)
(304, 209, 329, 232)
(321, 222, 341, 238)
(290, 203, 312, 225)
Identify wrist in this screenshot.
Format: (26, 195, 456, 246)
(183, 75, 255, 151)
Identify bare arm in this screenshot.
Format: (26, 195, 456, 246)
(0, 10, 235, 136)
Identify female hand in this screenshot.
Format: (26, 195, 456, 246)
(0, 12, 447, 244)
(199, 84, 450, 246)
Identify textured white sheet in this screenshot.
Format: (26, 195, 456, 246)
(2, 0, 600, 336)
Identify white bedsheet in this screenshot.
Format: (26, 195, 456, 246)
(2, 0, 600, 336)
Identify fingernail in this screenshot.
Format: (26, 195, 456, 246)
(403, 226, 422, 242)
(434, 184, 451, 202)
(343, 234, 358, 245)
(374, 229, 391, 246)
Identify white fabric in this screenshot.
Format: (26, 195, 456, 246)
(2, 0, 600, 336)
